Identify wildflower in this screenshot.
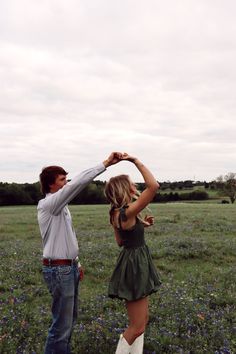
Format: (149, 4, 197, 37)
(21, 320, 29, 329)
(0, 334, 7, 342)
(197, 313, 205, 321)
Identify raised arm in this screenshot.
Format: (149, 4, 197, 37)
(122, 154, 159, 217)
(40, 152, 123, 215)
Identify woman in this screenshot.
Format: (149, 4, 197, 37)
(104, 153, 161, 354)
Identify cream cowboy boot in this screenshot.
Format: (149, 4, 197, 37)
(130, 333, 144, 354)
(115, 334, 131, 354)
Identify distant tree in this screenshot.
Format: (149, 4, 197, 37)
(0, 182, 34, 205)
(71, 182, 107, 204)
(23, 182, 41, 203)
(170, 182, 177, 190)
(216, 172, 236, 204)
(136, 182, 145, 192)
(179, 190, 208, 201)
(159, 181, 171, 190)
(183, 180, 194, 189)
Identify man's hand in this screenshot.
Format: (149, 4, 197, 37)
(79, 266, 84, 281)
(103, 152, 123, 168)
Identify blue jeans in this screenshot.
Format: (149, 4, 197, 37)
(43, 264, 80, 354)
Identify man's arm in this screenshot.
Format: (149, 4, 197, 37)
(39, 152, 123, 215)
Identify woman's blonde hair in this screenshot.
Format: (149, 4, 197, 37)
(104, 174, 133, 208)
(104, 174, 144, 225)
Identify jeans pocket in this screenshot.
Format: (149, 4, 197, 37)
(58, 265, 72, 276)
(43, 271, 53, 293)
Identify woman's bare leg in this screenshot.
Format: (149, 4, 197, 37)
(123, 296, 149, 345)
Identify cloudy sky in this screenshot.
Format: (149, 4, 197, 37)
(1, 0, 236, 183)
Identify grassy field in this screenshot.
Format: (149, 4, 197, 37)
(0, 203, 235, 354)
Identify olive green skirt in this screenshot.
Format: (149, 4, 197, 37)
(108, 244, 161, 301)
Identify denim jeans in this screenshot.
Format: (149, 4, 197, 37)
(43, 264, 80, 354)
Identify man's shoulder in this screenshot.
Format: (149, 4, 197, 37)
(37, 195, 48, 209)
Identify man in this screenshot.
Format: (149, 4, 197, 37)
(37, 152, 123, 354)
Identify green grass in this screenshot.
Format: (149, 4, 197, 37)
(0, 203, 236, 353)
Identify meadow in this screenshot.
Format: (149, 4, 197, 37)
(0, 203, 235, 354)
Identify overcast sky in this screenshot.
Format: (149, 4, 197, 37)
(1, 0, 236, 183)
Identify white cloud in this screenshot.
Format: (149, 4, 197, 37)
(0, 0, 236, 183)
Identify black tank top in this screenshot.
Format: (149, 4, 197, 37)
(117, 206, 145, 248)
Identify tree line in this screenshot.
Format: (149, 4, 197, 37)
(1, 173, 235, 206)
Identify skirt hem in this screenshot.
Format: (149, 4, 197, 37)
(108, 286, 161, 302)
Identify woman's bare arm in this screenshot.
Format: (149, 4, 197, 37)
(122, 154, 159, 218)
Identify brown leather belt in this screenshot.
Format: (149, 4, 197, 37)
(43, 258, 77, 266)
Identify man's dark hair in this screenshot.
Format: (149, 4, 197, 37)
(39, 166, 68, 195)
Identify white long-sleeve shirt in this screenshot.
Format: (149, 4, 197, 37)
(37, 163, 106, 259)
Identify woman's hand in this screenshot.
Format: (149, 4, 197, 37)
(121, 153, 137, 163)
(143, 215, 155, 227)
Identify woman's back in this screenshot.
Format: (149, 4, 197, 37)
(116, 206, 145, 248)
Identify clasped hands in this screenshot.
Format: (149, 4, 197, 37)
(104, 152, 136, 167)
